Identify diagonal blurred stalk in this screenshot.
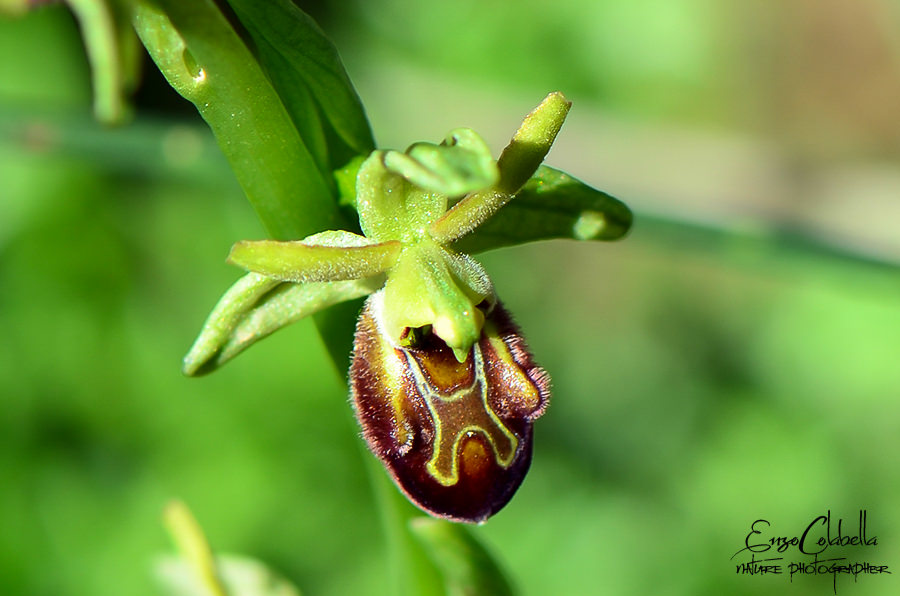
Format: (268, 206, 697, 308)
(65, 0, 138, 124)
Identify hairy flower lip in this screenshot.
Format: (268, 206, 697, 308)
(351, 290, 550, 523)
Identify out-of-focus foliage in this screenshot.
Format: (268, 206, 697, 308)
(2, 2, 899, 596)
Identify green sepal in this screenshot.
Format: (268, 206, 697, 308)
(383, 128, 499, 198)
(183, 272, 381, 376)
(451, 165, 633, 254)
(409, 518, 515, 596)
(356, 152, 447, 243)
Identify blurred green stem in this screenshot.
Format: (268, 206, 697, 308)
(364, 454, 445, 596)
(66, 0, 133, 123)
(163, 501, 229, 596)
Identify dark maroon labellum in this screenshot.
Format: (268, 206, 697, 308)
(351, 291, 550, 523)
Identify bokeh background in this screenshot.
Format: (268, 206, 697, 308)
(2, 1, 900, 594)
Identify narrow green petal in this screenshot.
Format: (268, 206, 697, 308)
(228, 238, 401, 283)
(495, 91, 571, 194)
(429, 92, 571, 244)
(383, 128, 498, 198)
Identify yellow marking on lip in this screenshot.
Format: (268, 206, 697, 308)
(405, 345, 518, 486)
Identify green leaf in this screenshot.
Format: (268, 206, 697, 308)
(183, 273, 381, 376)
(224, 0, 374, 177)
(452, 165, 633, 254)
(409, 518, 516, 596)
(133, 0, 367, 372)
(132, 0, 346, 240)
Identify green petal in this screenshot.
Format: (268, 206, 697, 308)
(451, 165, 633, 254)
(429, 92, 571, 244)
(383, 128, 498, 198)
(183, 273, 380, 376)
(228, 235, 401, 283)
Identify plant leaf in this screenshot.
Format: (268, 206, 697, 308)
(133, 0, 364, 370)
(183, 273, 381, 376)
(451, 165, 633, 254)
(224, 0, 374, 178)
(409, 518, 516, 596)
(132, 0, 346, 241)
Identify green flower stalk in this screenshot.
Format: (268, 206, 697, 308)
(184, 92, 631, 522)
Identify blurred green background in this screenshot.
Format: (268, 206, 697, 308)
(2, 1, 900, 595)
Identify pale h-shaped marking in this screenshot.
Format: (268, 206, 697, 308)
(404, 344, 518, 486)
